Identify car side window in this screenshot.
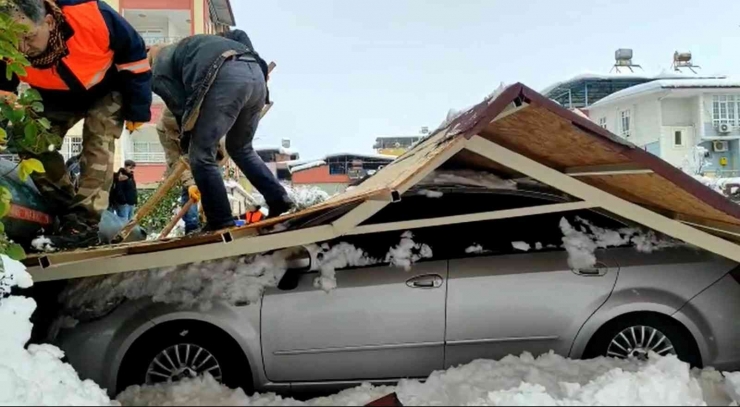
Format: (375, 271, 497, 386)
(362, 191, 560, 224)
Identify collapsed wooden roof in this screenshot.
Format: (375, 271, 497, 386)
(27, 83, 740, 282)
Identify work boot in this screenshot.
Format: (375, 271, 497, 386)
(266, 196, 296, 219)
(47, 217, 101, 250)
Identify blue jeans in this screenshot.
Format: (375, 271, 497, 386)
(181, 189, 200, 234)
(111, 204, 133, 221)
(189, 59, 288, 230)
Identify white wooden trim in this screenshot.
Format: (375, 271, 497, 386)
(29, 225, 337, 283)
(347, 202, 596, 236)
(493, 102, 529, 121)
(680, 221, 740, 239)
(565, 164, 654, 177)
(331, 200, 390, 235)
(466, 135, 740, 263)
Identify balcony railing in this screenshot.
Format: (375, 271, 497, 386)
(129, 152, 166, 163)
(143, 37, 185, 46)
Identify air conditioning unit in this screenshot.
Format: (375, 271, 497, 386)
(718, 123, 732, 134)
(714, 140, 729, 153)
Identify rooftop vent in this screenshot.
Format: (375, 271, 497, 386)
(611, 48, 643, 73)
(672, 51, 701, 74)
(281, 138, 291, 149)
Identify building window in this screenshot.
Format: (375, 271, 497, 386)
(598, 117, 607, 129)
(619, 110, 631, 138)
(674, 130, 684, 146)
(713, 95, 739, 127)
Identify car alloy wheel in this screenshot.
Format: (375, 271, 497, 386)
(146, 343, 222, 385)
(606, 325, 676, 361)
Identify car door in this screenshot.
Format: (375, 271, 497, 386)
(261, 228, 448, 383)
(442, 202, 622, 367)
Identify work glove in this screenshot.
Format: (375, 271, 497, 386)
(125, 121, 145, 133)
(188, 185, 201, 202)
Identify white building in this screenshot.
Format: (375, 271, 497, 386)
(586, 78, 740, 177)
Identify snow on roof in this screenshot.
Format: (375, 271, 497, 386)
(375, 135, 424, 139)
(324, 152, 396, 160)
(254, 146, 298, 156)
(541, 70, 725, 96)
(541, 71, 653, 95)
(290, 160, 326, 173)
(589, 77, 740, 108)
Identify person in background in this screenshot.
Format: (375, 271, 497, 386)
(109, 160, 137, 221)
(0, 0, 152, 248)
(148, 30, 294, 233)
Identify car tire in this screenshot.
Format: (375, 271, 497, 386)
(117, 321, 253, 394)
(583, 313, 702, 368)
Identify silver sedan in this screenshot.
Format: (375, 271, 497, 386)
(54, 186, 740, 397)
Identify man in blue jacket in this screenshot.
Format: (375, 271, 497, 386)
(149, 30, 293, 233)
(0, 0, 152, 248)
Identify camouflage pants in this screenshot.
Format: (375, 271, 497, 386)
(25, 92, 123, 224)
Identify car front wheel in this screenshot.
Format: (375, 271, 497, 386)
(117, 321, 253, 394)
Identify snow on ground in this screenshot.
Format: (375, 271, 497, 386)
(0, 255, 114, 406)
(116, 352, 740, 406)
(60, 232, 432, 315)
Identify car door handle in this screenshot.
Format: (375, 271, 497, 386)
(573, 262, 609, 277)
(406, 274, 444, 289)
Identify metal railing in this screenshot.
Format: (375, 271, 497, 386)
(143, 37, 185, 46)
(129, 152, 166, 163)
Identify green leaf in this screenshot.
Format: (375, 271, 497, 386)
(23, 89, 42, 102)
(0, 127, 6, 144)
(18, 158, 44, 181)
(37, 117, 51, 130)
(11, 108, 24, 122)
(24, 121, 37, 142)
(31, 102, 44, 112)
(0, 187, 10, 203)
(8, 63, 25, 78)
(0, 221, 5, 235)
(6, 243, 26, 261)
(0, 200, 8, 218)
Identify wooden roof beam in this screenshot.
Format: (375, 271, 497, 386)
(465, 135, 740, 263)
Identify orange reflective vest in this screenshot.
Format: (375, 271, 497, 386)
(21, 1, 149, 91)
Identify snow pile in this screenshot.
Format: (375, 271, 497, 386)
(250, 184, 330, 212)
(309, 242, 377, 292)
(30, 236, 56, 253)
(465, 244, 486, 254)
(419, 169, 517, 190)
(511, 241, 531, 252)
(60, 250, 292, 313)
(117, 374, 393, 406)
(61, 232, 433, 314)
(290, 160, 326, 173)
(116, 352, 740, 406)
(384, 231, 433, 270)
(0, 255, 114, 406)
(309, 232, 433, 291)
(695, 176, 740, 199)
(418, 189, 444, 198)
(560, 217, 681, 269)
